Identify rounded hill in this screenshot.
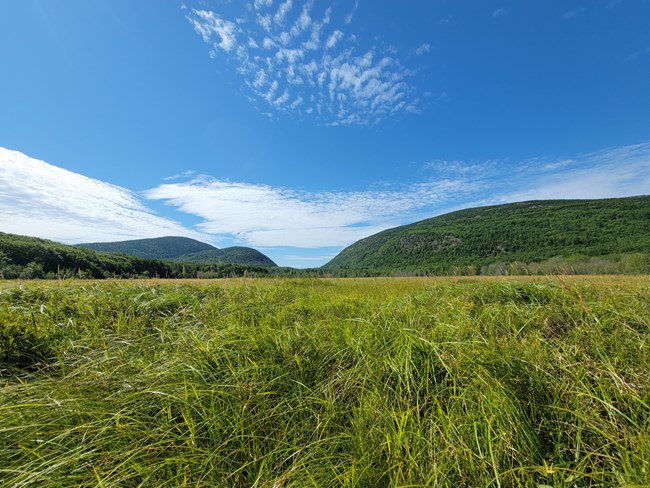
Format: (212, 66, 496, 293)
(323, 196, 650, 274)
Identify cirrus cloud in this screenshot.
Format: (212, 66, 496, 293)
(145, 177, 477, 248)
(0, 147, 207, 244)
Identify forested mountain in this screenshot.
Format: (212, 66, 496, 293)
(0, 233, 275, 279)
(78, 237, 277, 267)
(323, 196, 650, 275)
(178, 247, 277, 267)
(77, 236, 216, 260)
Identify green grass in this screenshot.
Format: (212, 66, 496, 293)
(1, 277, 649, 487)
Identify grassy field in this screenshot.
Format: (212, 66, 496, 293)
(1, 276, 649, 487)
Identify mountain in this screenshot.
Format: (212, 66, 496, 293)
(0, 233, 277, 279)
(177, 247, 277, 267)
(77, 237, 277, 267)
(0, 232, 174, 279)
(323, 196, 650, 274)
(77, 236, 216, 260)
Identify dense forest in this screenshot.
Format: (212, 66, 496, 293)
(77, 237, 277, 266)
(0, 233, 276, 279)
(324, 196, 650, 275)
(77, 236, 216, 260)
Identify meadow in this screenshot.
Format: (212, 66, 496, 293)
(1, 276, 649, 487)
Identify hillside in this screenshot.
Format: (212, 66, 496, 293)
(78, 236, 277, 267)
(0, 233, 173, 279)
(0, 233, 275, 279)
(77, 236, 216, 260)
(323, 196, 650, 274)
(177, 247, 277, 267)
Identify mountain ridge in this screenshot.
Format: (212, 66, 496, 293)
(77, 236, 277, 267)
(0, 233, 276, 279)
(323, 196, 650, 274)
(77, 236, 215, 260)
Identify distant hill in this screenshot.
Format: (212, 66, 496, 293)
(78, 236, 277, 267)
(0, 232, 174, 279)
(323, 196, 650, 274)
(177, 247, 277, 267)
(77, 236, 216, 260)
(0, 233, 277, 279)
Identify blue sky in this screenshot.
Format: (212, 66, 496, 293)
(1, 0, 649, 267)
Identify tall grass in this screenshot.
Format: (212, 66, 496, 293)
(1, 277, 649, 486)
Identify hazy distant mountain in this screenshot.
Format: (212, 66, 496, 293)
(77, 236, 215, 260)
(323, 196, 650, 274)
(77, 236, 277, 267)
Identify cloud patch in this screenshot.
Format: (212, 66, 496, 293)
(414, 43, 430, 56)
(145, 177, 477, 248)
(0, 147, 206, 244)
(494, 142, 650, 203)
(186, 1, 421, 125)
(144, 141, 650, 250)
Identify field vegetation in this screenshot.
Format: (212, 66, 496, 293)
(1, 276, 649, 486)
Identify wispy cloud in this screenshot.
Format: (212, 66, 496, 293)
(186, 1, 421, 125)
(414, 43, 430, 56)
(188, 10, 238, 54)
(492, 8, 509, 18)
(0, 147, 206, 244)
(625, 46, 650, 62)
(562, 8, 585, 20)
(163, 170, 198, 181)
(145, 177, 478, 248)
(493, 143, 650, 203)
(325, 29, 343, 49)
(344, 0, 359, 25)
(145, 141, 650, 250)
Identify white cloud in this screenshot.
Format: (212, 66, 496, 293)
(186, 2, 422, 125)
(273, 0, 293, 25)
(325, 29, 343, 49)
(297, 4, 312, 30)
(254, 0, 273, 10)
(252, 68, 267, 88)
(492, 8, 509, 18)
(273, 88, 290, 106)
(145, 176, 477, 248)
(494, 143, 650, 203)
(344, 0, 359, 24)
(163, 170, 197, 181)
(188, 10, 238, 53)
(290, 96, 304, 108)
(0, 148, 206, 244)
(414, 43, 430, 56)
